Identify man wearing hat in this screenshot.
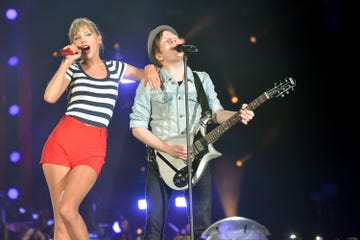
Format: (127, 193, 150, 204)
(129, 25, 255, 239)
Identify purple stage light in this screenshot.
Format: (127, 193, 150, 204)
(8, 104, 20, 116)
(8, 56, 19, 66)
(10, 151, 21, 163)
(5, 8, 18, 20)
(7, 188, 19, 199)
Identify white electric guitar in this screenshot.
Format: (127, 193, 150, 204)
(155, 77, 296, 190)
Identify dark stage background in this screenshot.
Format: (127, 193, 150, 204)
(0, 0, 357, 239)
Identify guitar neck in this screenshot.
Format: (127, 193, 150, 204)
(247, 92, 270, 111)
(204, 92, 269, 144)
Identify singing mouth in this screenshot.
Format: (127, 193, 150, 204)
(82, 46, 90, 51)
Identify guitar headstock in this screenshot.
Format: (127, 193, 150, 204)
(267, 76, 296, 98)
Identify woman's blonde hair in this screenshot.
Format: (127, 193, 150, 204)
(68, 18, 104, 51)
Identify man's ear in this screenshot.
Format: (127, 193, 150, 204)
(155, 52, 164, 65)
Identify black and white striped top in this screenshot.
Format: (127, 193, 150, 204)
(65, 60, 127, 128)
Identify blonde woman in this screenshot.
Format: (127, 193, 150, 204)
(40, 18, 160, 240)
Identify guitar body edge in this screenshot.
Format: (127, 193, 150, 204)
(192, 143, 222, 186)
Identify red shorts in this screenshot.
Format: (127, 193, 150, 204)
(40, 115, 107, 175)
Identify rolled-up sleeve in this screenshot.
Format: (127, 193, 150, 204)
(129, 80, 151, 129)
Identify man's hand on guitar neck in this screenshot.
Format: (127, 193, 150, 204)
(239, 103, 255, 125)
(213, 104, 254, 125)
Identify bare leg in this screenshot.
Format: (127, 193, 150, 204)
(42, 163, 71, 240)
(43, 163, 98, 240)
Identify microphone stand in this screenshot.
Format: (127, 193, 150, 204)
(174, 43, 198, 239)
(181, 44, 198, 239)
(182, 52, 195, 240)
(183, 51, 194, 240)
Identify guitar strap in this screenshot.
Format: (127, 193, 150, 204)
(193, 71, 212, 122)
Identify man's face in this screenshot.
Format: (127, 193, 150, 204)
(155, 30, 183, 65)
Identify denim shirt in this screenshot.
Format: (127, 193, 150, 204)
(129, 66, 223, 141)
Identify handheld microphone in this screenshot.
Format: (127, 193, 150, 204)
(173, 44, 198, 53)
(52, 46, 88, 57)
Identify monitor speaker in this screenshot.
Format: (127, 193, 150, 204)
(201, 216, 270, 240)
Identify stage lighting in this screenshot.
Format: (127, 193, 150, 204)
(112, 220, 120, 233)
(47, 219, 54, 226)
(175, 196, 187, 207)
(5, 9, 18, 20)
(19, 207, 26, 214)
(8, 104, 20, 116)
(8, 56, 19, 66)
(10, 151, 21, 163)
(32, 213, 39, 219)
(231, 96, 238, 104)
(289, 233, 298, 239)
(137, 199, 147, 210)
(7, 188, 19, 200)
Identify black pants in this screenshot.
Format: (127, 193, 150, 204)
(143, 160, 212, 240)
